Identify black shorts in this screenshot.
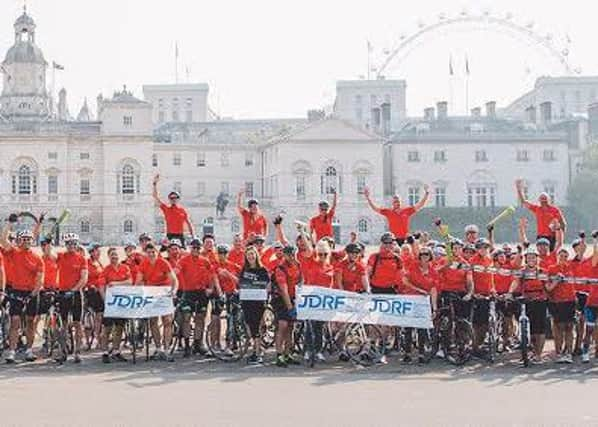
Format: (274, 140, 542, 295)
(440, 291, 471, 320)
(576, 292, 589, 311)
(58, 291, 84, 322)
(527, 300, 547, 335)
(85, 288, 104, 313)
(7, 290, 38, 317)
(241, 300, 265, 338)
(472, 299, 490, 326)
(103, 317, 125, 327)
(272, 295, 295, 322)
(371, 286, 397, 295)
(38, 290, 56, 315)
(552, 301, 575, 324)
(211, 293, 238, 316)
(166, 233, 186, 249)
(497, 299, 520, 318)
(178, 290, 209, 314)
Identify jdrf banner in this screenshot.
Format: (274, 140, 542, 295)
(104, 286, 174, 319)
(296, 285, 433, 329)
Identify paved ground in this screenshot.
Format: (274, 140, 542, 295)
(1, 351, 598, 426)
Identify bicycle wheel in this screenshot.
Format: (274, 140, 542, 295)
(82, 310, 95, 351)
(304, 321, 316, 368)
(343, 323, 384, 366)
(323, 323, 343, 359)
(292, 321, 305, 354)
(207, 310, 249, 362)
(520, 319, 530, 367)
(259, 305, 277, 349)
(450, 319, 473, 366)
(127, 320, 137, 364)
(417, 329, 435, 364)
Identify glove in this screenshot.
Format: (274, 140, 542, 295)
(433, 218, 442, 227)
(579, 231, 586, 239)
(592, 230, 598, 239)
(406, 235, 415, 245)
(273, 215, 283, 226)
(286, 308, 297, 319)
(8, 213, 18, 223)
(413, 232, 422, 240)
(487, 224, 495, 233)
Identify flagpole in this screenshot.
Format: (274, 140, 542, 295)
(367, 40, 371, 80)
(175, 42, 179, 84)
(465, 55, 470, 114)
(448, 54, 454, 111)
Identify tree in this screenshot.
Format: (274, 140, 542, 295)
(567, 145, 598, 226)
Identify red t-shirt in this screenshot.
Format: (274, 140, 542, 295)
(10, 248, 44, 291)
(470, 254, 494, 296)
(335, 259, 366, 292)
(159, 202, 189, 234)
(57, 252, 87, 291)
(402, 263, 439, 295)
(379, 207, 416, 239)
(178, 254, 214, 291)
(274, 261, 302, 299)
(1, 247, 15, 286)
(87, 259, 105, 288)
(367, 251, 403, 289)
(42, 256, 58, 290)
(138, 257, 173, 286)
(570, 257, 593, 293)
(309, 208, 336, 241)
(103, 264, 132, 285)
(437, 257, 468, 293)
(215, 259, 241, 294)
(539, 251, 557, 270)
(124, 253, 145, 285)
(493, 259, 516, 294)
(547, 263, 576, 303)
(227, 246, 245, 267)
(518, 267, 547, 300)
(240, 209, 268, 241)
(304, 261, 335, 288)
(526, 203, 564, 236)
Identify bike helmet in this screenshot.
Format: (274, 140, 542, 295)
(168, 239, 182, 248)
(450, 238, 464, 248)
(524, 246, 539, 257)
(88, 242, 102, 252)
(216, 244, 230, 254)
(536, 237, 551, 247)
(168, 191, 181, 199)
(318, 200, 330, 209)
(571, 238, 583, 248)
(475, 238, 491, 249)
(418, 247, 433, 257)
(124, 241, 136, 249)
(63, 232, 79, 243)
(247, 198, 259, 207)
(252, 234, 266, 244)
(138, 232, 152, 242)
(345, 243, 361, 254)
(189, 238, 202, 248)
(380, 232, 396, 244)
(17, 230, 34, 239)
(464, 224, 480, 234)
(282, 245, 297, 256)
(463, 244, 476, 253)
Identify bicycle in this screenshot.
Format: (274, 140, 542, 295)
(123, 318, 148, 364)
(82, 303, 96, 351)
(39, 291, 73, 363)
(259, 302, 277, 349)
(169, 298, 193, 357)
(206, 295, 250, 362)
(400, 326, 436, 364)
(342, 322, 386, 366)
(473, 295, 502, 363)
(0, 295, 10, 357)
(513, 296, 532, 367)
(436, 293, 474, 366)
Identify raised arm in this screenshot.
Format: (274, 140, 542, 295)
(363, 187, 383, 214)
(152, 174, 164, 206)
(413, 184, 430, 212)
(274, 217, 288, 246)
(515, 179, 530, 207)
(518, 217, 529, 245)
(32, 211, 46, 242)
(236, 189, 245, 215)
(185, 217, 195, 239)
(0, 221, 14, 251)
(331, 189, 338, 212)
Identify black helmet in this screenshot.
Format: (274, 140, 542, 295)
(216, 244, 230, 254)
(189, 238, 202, 248)
(318, 200, 330, 208)
(168, 191, 181, 199)
(282, 245, 297, 256)
(380, 232, 396, 244)
(345, 243, 361, 254)
(138, 232, 152, 242)
(475, 238, 491, 249)
(247, 198, 259, 207)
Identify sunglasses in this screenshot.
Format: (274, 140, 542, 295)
(317, 253, 328, 257)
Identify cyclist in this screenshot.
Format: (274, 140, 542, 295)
(363, 186, 430, 245)
(85, 243, 105, 350)
(100, 248, 133, 363)
(166, 239, 184, 282)
(335, 243, 369, 293)
(0, 225, 43, 363)
(137, 242, 178, 361)
(152, 174, 195, 245)
(492, 248, 519, 351)
(401, 246, 439, 363)
(38, 238, 58, 325)
(570, 237, 591, 357)
(177, 238, 220, 356)
(227, 233, 245, 267)
(237, 190, 268, 242)
(309, 190, 338, 242)
(507, 247, 548, 364)
(238, 245, 271, 364)
(200, 234, 217, 264)
(55, 233, 88, 363)
(545, 248, 576, 363)
(272, 245, 302, 367)
(464, 224, 480, 245)
(368, 232, 403, 295)
(436, 239, 474, 322)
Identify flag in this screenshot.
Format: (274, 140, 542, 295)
(465, 55, 470, 75)
(52, 61, 64, 70)
(449, 55, 454, 76)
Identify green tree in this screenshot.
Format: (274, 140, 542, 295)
(568, 145, 598, 226)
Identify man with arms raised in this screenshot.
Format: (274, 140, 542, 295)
(153, 174, 195, 246)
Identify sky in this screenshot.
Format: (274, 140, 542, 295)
(1, 0, 597, 119)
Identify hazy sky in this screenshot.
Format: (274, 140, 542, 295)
(2, 0, 597, 119)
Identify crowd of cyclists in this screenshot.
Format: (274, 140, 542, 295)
(1, 174, 598, 369)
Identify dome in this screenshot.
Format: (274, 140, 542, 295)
(3, 41, 46, 64)
(14, 12, 35, 30)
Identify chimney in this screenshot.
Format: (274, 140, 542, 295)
(437, 101, 448, 121)
(471, 107, 481, 118)
(58, 88, 68, 121)
(525, 105, 537, 123)
(540, 101, 552, 126)
(381, 102, 391, 136)
(485, 101, 496, 119)
(307, 109, 325, 122)
(424, 107, 435, 122)
(371, 107, 381, 132)
(588, 103, 598, 142)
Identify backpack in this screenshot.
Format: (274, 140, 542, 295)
(369, 253, 402, 279)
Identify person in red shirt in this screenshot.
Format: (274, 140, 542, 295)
(166, 239, 184, 285)
(123, 241, 145, 284)
(152, 174, 195, 246)
(272, 245, 302, 367)
(492, 248, 519, 350)
(227, 233, 245, 267)
(545, 248, 576, 363)
(507, 247, 548, 364)
(367, 232, 403, 294)
(0, 224, 43, 364)
(436, 239, 473, 320)
(334, 243, 369, 293)
(38, 238, 58, 318)
(309, 190, 338, 243)
(236, 190, 268, 242)
(100, 247, 133, 363)
(516, 179, 566, 251)
(0, 247, 4, 304)
(85, 243, 105, 350)
(137, 243, 178, 361)
(56, 233, 89, 363)
(177, 238, 220, 357)
(466, 238, 495, 355)
(364, 185, 430, 244)
(200, 234, 218, 264)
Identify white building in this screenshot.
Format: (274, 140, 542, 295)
(143, 84, 210, 124)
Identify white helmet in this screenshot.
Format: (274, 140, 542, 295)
(63, 233, 80, 243)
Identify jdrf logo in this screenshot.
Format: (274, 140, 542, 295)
(370, 298, 413, 315)
(107, 294, 154, 308)
(298, 294, 346, 310)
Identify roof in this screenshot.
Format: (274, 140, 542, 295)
(275, 117, 381, 143)
(3, 41, 45, 65)
(104, 88, 148, 105)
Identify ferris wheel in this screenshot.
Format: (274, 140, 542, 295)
(373, 9, 578, 79)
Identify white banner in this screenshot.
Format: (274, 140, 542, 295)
(104, 286, 174, 319)
(296, 285, 433, 329)
(239, 279, 269, 301)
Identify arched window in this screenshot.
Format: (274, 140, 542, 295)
(123, 219, 134, 234)
(321, 165, 341, 195)
(117, 160, 140, 195)
(80, 219, 90, 234)
(13, 165, 37, 195)
(358, 218, 369, 233)
(122, 164, 135, 194)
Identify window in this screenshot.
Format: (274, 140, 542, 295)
(245, 152, 254, 167)
(543, 150, 556, 161)
(80, 179, 90, 195)
(516, 150, 529, 162)
(14, 165, 36, 195)
(48, 176, 58, 194)
(197, 181, 206, 197)
(356, 175, 367, 195)
(245, 182, 254, 198)
(231, 218, 240, 233)
(48, 152, 57, 160)
(407, 151, 420, 162)
(80, 152, 90, 160)
(543, 184, 556, 203)
(467, 186, 496, 208)
(434, 151, 446, 162)
(173, 153, 181, 166)
(152, 154, 158, 167)
(296, 176, 306, 201)
(186, 98, 192, 108)
(475, 150, 488, 162)
(172, 98, 179, 122)
(173, 182, 182, 195)
(434, 187, 446, 207)
(408, 186, 420, 206)
(358, 218, 369, 233)
(221, 181, 230, 195)
(80, 220, 90, 234)
(197, 152, 206, 167)
(121, 164, 135, 194)
(123, 219, 134, 234)
(123, 116, 133, 126)
(321, 166, 340, 195)
(221, 151, 230, 167)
